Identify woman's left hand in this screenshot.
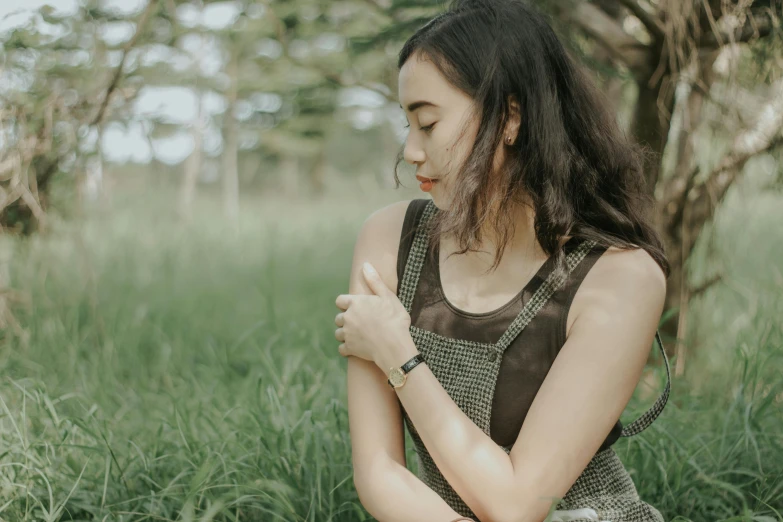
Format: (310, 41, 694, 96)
(334, 262, 414, 368)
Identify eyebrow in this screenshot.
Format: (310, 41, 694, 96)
(399, 100, 439, 112)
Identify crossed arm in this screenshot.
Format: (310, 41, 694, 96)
(346, 202, 666, 522)
(346, 202, 466, 521)
(347, 355, 468, 521)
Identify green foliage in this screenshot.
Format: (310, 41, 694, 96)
(0, 190, 781, 521)
(0, 1, 169, 233)
(0, 0, 376, 232)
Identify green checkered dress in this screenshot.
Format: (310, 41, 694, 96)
(397, 200, 670, 522)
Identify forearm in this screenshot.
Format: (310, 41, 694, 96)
(356, 456, 466, 522)
(376, 338, 518, 521)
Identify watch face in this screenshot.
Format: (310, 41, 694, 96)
(389, 368, 406, 387)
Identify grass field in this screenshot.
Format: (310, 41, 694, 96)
(0, 181, 781, 521)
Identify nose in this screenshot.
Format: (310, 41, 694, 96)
(403, 134, 425, 166)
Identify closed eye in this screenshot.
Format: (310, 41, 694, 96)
(403, 123, 435, 133)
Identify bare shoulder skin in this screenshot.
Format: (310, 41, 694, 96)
(565, 245, 666, 342)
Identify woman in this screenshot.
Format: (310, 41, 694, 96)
(334, 1, 671, 521)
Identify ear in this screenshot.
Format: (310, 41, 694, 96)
(506, 95, 521, 142)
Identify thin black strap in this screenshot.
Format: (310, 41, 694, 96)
(399, 200, 438, 313)
(494, 239, 597, 354)
(619, 330, 671, 437)
(396, 199, 429, 295)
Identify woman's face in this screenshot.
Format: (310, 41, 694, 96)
(398, 52, 513, 209)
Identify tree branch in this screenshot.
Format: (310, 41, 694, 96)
(680, 79, 783, 258)
(699, 9, 778, 48)
(90, 0, 159, 126)
(616, 0, 666, 41)
(261, 0, 394, 101)
(663, 79, 783, 239)
(555, 1, 652, 78)
(689, 272, 723, 298)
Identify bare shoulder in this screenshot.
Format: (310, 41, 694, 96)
(348, 199, 414, 296)
(566, 245, 667, 338)
(361, 199, 412, 239)
(593, 245, 667, 291)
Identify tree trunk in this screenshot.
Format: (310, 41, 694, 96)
(281, 155, 300, 198)
(223, 52, 240, 221)
(658, 52, 718, 372)
(0, 240, 25, 344)
(632, 72, 676, 194)
(309, 145, 327, 196)
(180, 98, 204, 221)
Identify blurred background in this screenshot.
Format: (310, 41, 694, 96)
(0, 0, 781, 520)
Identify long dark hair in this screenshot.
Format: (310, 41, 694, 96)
(392, 0, 670, 282)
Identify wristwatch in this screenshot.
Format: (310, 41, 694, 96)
(387, 353, 426, 389)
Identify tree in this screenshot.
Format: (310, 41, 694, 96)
(0, 0, 162, 234)
(549, 0, 783, 374)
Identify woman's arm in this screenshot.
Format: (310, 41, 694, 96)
(348, 357, 464, 521)
(374, 247, 667, 522)
(346, 201, 465, 521)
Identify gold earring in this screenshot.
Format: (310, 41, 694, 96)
(505, 135, 512, 144)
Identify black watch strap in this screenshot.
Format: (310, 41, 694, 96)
(401, 353, 425, 373)
(387, 353, 425, 387)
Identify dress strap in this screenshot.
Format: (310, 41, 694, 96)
(489, 233, 671, 437)
(398, 199, 439, 314)
(494, 239, 598, 353)
(619, 330, 671, 437)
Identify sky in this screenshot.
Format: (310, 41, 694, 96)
(0, 0, 398, 166)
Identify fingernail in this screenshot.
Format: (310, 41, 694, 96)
(363, 262, 375, 274)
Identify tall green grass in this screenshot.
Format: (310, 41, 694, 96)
(0, 186, 781, 521)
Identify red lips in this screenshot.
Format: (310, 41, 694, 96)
(416, 175, 439, 182)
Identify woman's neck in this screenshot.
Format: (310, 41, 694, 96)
(443, 202, 546, 276)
